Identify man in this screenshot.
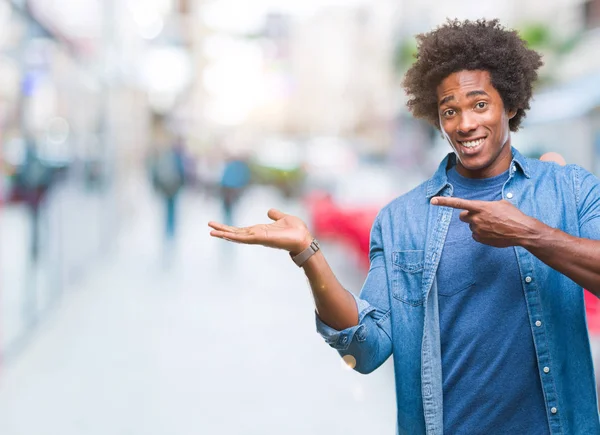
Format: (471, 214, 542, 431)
(149, 120, 187, 249)
(219, 154, 251, 227)
(208, 19, 600, 434)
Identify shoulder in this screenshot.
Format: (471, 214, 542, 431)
(376, 178, 431, 223)
(526, 156, 592, 183)
(523, 157, 600, 206)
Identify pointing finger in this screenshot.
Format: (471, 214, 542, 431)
(430, 197, 483, 211)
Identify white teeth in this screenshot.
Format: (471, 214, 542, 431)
(461, 138, 485, 148)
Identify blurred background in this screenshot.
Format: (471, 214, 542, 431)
(0, 0, 599, 434)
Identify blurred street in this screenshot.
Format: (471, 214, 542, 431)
(1, 0, 600, 433)
(0, 184, 396, 435)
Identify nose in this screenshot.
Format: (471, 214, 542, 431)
(457, 112, 478, 135)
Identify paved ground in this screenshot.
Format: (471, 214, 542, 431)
(0, 184, 396, 435)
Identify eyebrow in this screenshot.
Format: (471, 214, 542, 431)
(438, 90, 490, 106)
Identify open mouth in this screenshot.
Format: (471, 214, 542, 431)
(458, 137, 486, 149)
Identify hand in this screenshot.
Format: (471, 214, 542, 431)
(208, 208, 313, 254)
(539, 152, 566, 166)
(430, 197, 539, 247)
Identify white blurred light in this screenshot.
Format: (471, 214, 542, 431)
(0, 2, 12, 41)
(203, 61, 264, 98)
(46, 117, 70, 145)
(127, 0, 170, 40)
(138, 17, 164, 40)
(201, 2, 265, 33)
(28, 0, 102, 39)
(269, 0, 368, 15)
(132, 9, 164, 40)
(200, 0, 369, 31)
(141, 46, 192, 94)
(253, 138, 302, 170)
(203, 35, 248, 60)
(127, 0, 172, 16)
(202, 40, 267, 125)
(205, 100, 250, 126)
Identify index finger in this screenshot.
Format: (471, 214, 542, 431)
(430, 196, 483, 211)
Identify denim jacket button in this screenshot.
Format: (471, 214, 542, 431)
(535, 320, 542, 327)
(506, 192, 514, 199)
(544, 366, 550, 374)
(525, 276, 532, 283)
(551, 407, 558, 414)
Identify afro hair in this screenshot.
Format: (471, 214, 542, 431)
(403, 19, 543, 132)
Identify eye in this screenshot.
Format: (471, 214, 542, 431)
(475, 101, 487, 110)
(442, 109, 456, 117)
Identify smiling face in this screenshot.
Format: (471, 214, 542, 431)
(437, 70, 516, 179)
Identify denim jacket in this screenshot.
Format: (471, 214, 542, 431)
(317, 148, 600, 434)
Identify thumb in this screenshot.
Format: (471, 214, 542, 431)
(267, 208, 285, 221)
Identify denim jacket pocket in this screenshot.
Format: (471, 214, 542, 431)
(436, 239, 475, 297)
(392, 250, 425, 306)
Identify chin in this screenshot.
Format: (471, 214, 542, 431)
(458, 156, 491, 170)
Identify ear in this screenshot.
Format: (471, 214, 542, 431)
(507, 109, 518, 119)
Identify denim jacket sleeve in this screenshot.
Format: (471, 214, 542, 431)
(573, 165, 600, 239)
(315, 212, 393, 374)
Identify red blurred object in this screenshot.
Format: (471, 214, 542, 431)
(305, 190, 600, 335)
(585, 291, 600, 335)
(304, 191, 379, 270)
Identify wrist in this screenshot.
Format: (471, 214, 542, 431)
(290, 238, 320, 268)
(290, 232, 314, 256)
(517, 218, 550, 249)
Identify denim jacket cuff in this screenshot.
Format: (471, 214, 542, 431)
(315, 293, 376, 351)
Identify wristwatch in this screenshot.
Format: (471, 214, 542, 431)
(290, 239, 320, 267)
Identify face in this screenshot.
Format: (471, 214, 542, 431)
(437, 70, 516, 179)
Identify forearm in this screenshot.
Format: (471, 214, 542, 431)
(520, 220, 600, 296)
(300, 250, 359, 330)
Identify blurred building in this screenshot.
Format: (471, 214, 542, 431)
(285, 4, 399, 154)
(166, 0, 402, 156)
(0, 0, 182, 360)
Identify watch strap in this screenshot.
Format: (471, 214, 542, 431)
(291, 239, 320, 267)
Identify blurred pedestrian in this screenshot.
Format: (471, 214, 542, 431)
(13, 141, 53, 262)
(150, 137, 186, 244)
(209, 19, 600, 434)
(219, 155, 251, 227)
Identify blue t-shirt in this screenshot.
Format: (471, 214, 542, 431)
(437, 167, 550, 434)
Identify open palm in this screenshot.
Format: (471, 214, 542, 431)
(208, 208, 312, 253)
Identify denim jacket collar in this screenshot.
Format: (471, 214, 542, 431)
(425, 146, 531, 199)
